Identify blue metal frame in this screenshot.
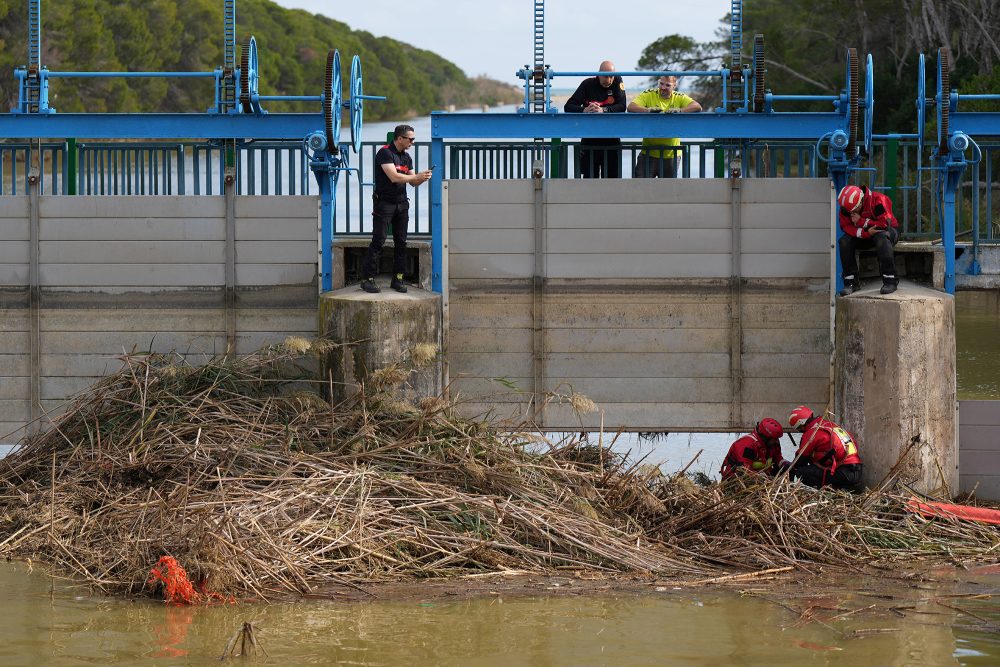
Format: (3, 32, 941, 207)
(0, 113, 325, 139)
(914, 49, 996, 293)
(430, 124, 861, 293)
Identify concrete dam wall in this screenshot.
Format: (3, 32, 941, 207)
(0, 195, 319, 439)
(443, 178, 835, 431)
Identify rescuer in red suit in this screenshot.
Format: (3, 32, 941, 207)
(837, 184, 900, 296)
(787, 406, 863, 491)
(720, 418, 789, 481)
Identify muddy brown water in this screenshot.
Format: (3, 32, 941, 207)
(1, 291, 998, 664)
(957, 290, 1000, 400)
(1, 563, 999, 665)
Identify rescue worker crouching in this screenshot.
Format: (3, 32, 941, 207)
(720, 418, 790, 481)
(787, 406, 863, 491)
(837, 184, 900, 296)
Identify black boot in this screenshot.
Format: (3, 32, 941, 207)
(390, 274, 407, 293)
(838, 275, 860, 297)
(360, 278, 380, 293)
(880, 275, 898, 295)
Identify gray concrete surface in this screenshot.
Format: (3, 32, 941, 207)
(445, 178, 834, 431)
(958, 400, 1000, 499)
(0, 195, 320, 439)
(834, 280, 957, 495)
(319, 284, 442, 405)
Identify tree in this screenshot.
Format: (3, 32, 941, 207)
(637, 0, 1000, 133)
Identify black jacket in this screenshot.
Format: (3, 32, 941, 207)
(564, 75, 626, 146)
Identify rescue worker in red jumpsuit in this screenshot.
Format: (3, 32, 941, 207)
(787, 406, 863, 491)
(720, 418, 789, 481)
(837, 184, 899, 296)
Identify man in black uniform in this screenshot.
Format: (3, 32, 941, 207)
(564, 60, 626, 178)
(361, 124, 432, 293)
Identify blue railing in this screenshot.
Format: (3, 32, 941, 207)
(2, 138, 997, 245)
(0, 142, 66, 194)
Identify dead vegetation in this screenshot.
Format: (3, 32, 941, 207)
(0, 341, 997, 601)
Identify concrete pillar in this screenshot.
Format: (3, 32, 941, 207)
(319, 287, 442, 404)
(834, 281, 957, 495)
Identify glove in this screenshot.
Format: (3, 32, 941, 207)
(648, 108, 662, 114)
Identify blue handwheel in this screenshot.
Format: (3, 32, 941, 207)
(350, 55, 363, 153)
(916, 53, 926, 154)
(863, 53, 874, 153)
(324, 49, 342, 151)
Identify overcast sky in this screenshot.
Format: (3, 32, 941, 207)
(275, 1, 732, 86)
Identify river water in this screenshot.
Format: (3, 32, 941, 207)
(1, 286, 998, 663)
(1, 561, 999, 666)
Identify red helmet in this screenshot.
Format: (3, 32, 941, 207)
(755, 418, 784, 441)
(838, 185, 864, 212)
(788, 405, 814, 429)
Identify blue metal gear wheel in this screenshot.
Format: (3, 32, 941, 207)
(751, 34, 765, 113)
(937, 47, 951, 153)
(845, 48, 859, 154)
(239, 37, 260, 114)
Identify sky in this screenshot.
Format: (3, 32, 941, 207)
(275, 0, 732, 87)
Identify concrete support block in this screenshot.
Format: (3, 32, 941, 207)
(319, 286, 442, 405)
(834, 281, 957, 495)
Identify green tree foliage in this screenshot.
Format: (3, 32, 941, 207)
(0, 0, 518, 118)
(638, 0, 1000, 134)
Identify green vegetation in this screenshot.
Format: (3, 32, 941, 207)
(639, 0, 1000, 133)
(0, 0, 519, 119)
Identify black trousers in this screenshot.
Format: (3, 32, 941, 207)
(363, 197, 408, 279)
(791, 460, 863, 491)
(579, 143, 622, 178)
(633, 152, 677, 178)
(839, 227, 898, 278)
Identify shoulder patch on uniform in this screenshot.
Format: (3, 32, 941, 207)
(619, 82, 625, 90)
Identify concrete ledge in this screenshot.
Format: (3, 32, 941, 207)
(332, 238, 432, 290)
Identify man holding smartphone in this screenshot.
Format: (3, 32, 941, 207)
(361, 124, 433, 293)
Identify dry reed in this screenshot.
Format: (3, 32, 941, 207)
(0, 343, 997, 601)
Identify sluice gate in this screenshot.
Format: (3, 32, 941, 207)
(0, 196, 318, 438)
(443, 178, 833, 431)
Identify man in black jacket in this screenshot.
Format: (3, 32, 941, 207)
(360, 124, 432, 294)
(564, 61, 626, 178)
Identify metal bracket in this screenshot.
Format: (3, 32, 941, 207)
(531, 159, 547, 422)
(729, 169, 743, 429)
(224, 152, 237, 352)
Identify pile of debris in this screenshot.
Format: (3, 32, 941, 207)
(0, 340, 996, 600)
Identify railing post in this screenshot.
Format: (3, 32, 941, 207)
(549, 137, 562, 178)
(65, 138, 77, 194)
(27, 140, 40, 428)
(431, 137, 445, 293)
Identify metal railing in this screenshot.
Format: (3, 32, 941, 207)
(2, 138, 998, 245)
(0, 142, 66, 194)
